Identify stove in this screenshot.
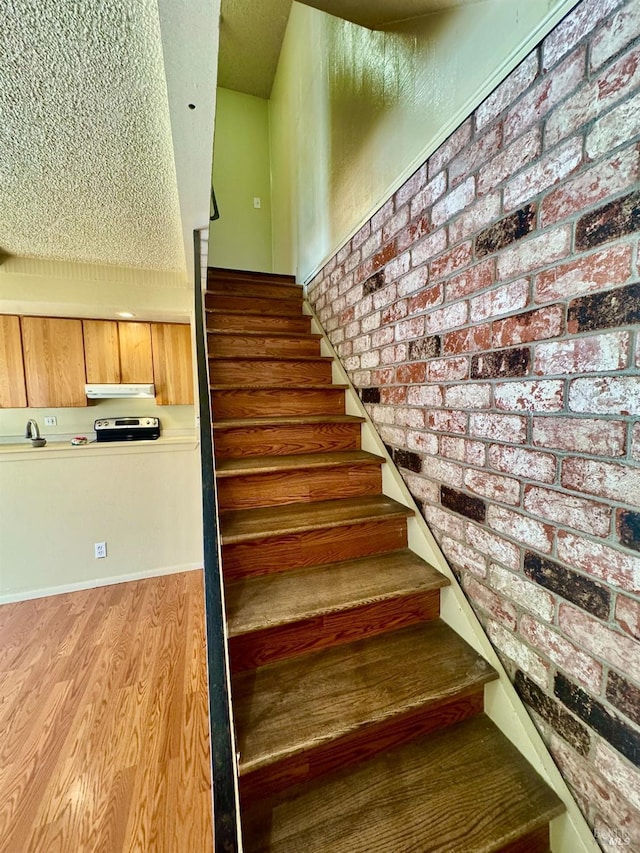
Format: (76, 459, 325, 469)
(94, 417, 161, 442)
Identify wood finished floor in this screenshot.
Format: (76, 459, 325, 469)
(0, 572, 213, 853)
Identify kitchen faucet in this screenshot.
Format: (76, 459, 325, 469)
(25, 418, 46, 447)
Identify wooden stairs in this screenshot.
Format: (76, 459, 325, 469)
(207, 267, 563, 852)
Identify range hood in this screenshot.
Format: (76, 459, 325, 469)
(85, 383, 156, 399)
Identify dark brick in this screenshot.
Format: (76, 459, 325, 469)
(575, 190, 640, 251)
(617, 509, 640, 553)
(554, 672, 640, 768)
(441, 486, 486, 522)
(471, 347, 530, 379)
(363, 271, 386, 296)
(409, 336, 441, 361)
(607, 672, 640, 727)
(524, 552, 610, 619)
(568, 282, 640, 333)
(515, 670, 590, 756)
(393, 448, 422, 473)
(361, 387, 381, 404)
(383, 442, 393, 458)
(475, 204, 536, 258)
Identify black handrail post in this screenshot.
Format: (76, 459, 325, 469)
(193, 229, 239, 852)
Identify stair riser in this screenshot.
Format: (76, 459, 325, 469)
(207, 281, 302, 300)
(229, 590, 441, 672)
(206, 294, 302, 315)
(208, 269, 295, 284)
(216, 465, 382, 510)
(208, 335, 321, 359)
(221, 518, 407, 580)
(239, 691, 485, 804)
(214, 423, 361, 458)
(210, 359, 332, 386)
(211, 388, 346, 419)
(498, 827, 551, 853)
(207, 314, 311, 335)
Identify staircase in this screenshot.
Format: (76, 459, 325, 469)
(207, 267, 563, 852)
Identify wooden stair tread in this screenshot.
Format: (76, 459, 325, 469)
(241, 714, 564, 853)
(233, 621, 496, 775)
(211, 383, 347, 391)
(207, 288, 302, 301)
(226, 549, 448, 636)
(208, 267, 297, 286)
(208, 330, 322, 341)
(214, 414, 363, 429)
(209, 355, 330, 363)
(219, 495, 413, 543)
(206, 308, 306, 318)
(216, 450, 383, 478)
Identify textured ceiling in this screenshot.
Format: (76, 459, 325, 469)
(218, 0, 481, 98)
(0, 0, 185, 272)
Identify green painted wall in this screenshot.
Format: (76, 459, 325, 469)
(209, 88, 273, 273)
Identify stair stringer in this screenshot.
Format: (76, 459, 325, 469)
(304, 299, 599, 853)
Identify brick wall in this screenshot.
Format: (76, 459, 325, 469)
(307, 0, 640, 847)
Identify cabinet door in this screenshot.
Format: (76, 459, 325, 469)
(0, 315, 27, 407)
(22, 317, 87, 407)
(119, 322, 153, 383)
(83, 320, 120, 383)
(151, 323, 194, 405)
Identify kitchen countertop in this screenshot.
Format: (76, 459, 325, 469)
(0, 434, 199, 460)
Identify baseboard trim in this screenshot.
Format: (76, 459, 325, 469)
(0, 562, 202, 605)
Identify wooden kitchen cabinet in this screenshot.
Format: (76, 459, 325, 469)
(22, 317, 87, 407)
(119, 322, 153, 383)
(0, 315, 27, 407)
(83, 320, 120, 383)
(151, 323, 194, 405)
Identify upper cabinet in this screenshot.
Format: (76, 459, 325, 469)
(22, 317, 87, 407)
(119, 322, 153, 383)
(0, 315, 27, 408)
(82, 320, 154, 384)
(151, 323, 194, 406)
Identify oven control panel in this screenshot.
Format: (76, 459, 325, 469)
(94, 418, 161, 442)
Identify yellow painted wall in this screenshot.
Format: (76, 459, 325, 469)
(270, 0, 579, 281)
(209, 88, 273, 273)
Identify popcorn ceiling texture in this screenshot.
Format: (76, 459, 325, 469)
(0, 0, 185, 272)
(307, 0, 640, 847)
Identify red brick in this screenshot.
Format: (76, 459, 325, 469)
(466, 523, 520, 570)
(615, 595, 640, 641)
(429, 119, 473, 175)
(544, 80, 600, 148)
(559, 603, 640, 683)
(382, 205, 410, 243)
(463, 469, 520, 505)
(494, 379, 564, 412)
(407, 283, 443, 314)
(427, 356, 468, 382)
(562, 456, 640, 505)
(372, 241, 398, 271)
(532, 416, 626, 457)
(411, 227, 448, 267)
(429, 409, 467, 434)
(491, 565, 556, 622)
(352, 220, 371, 250)
(534, 245, 632, 303)
(443, 323, 492, 355)
(382, 299, 407, 324)
(504, 136, 583, 211)
(423, 456, 466, 487)
(444, 383, 491, 409)
(381, 344, 407, 364)
(449, 193, 502, 244)
(476, 53, 539, 130)
(524, 484, 612, 537)
(521, 613, 603, 692)
(488, 444, 556, 483)
(361, 350, 380, 369)
(409, 170, 447, 219)
(371, 326, 394, 348)
(449, 124, 503, 186)
(380, 386, 406, 405)
(470, 278, 529, 322)
(586, 90, 640, 159)
(493, 305, 564, 347)
(361, 311, 381, 333)
(487, 619, 550, 687)
(407, 384, 443, 407)
(504, 47, 587, 144)
(372, 283, 398, 310)
(431, 177, 476, 227)
(477, 127, 542, 196)
(370, 198, 395, 233)
(423, 504, 465, 538)
(557, 530, 640, 594)
(379, 425, 407, 447)
(429, 242, 473, 280)
(496, 227, 571, 280)
(591, 2, 640, 70)
(426, 301, 469, 334)
(487, 505, 554, 553)
(395, 407, 427, 429)
(397, 213, 431, 253)
(442, 537, 487, 577)
(384, 251, 411, 283)
(535, 332, 629, 376)
(445, 258, 496, 301)
(464, 575, 517, 628)
(407, 430, 438, 455)
(543, 0, 622, 70)
(344, 249, 361, 273)
(633, 422, 640, 462)
(372, 367, 394, 385)
(394, 163, 428, 209)
(362, 229, 383, 260)
(395, 315, 425, 341)
(354, 258, 374, 285)
(395, 361, 426, 384)
(540, 147, 640, 227)
(439, 436, 486, 465)
(594, 740, 640, 816)
(470, 412, 527, 443)
(569, 376, 640, 416)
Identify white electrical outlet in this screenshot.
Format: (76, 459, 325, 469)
(44, 416, 57, 426)
(253, 197, 261, 209)
(95, 542, 107, 559)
